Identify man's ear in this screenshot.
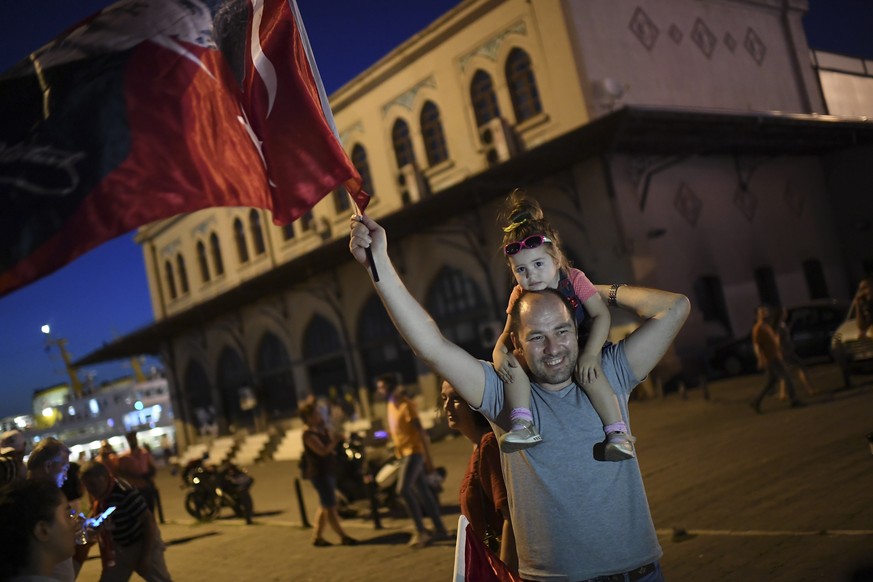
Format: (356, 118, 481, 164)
(33, 519, 52, 542)
(509, 331, 521, 352)
(37, 460, 53, 478)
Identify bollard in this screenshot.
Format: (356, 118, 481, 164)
(294, 477, 311, 528)
(366, 474, 383, 530)
(153, 486, 166, 524)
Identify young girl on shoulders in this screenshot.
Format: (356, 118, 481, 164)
(493, 191, 635, 460)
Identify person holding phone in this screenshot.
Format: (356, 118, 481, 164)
(80, 461, 172, 582)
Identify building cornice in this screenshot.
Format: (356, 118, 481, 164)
(329, 0, 504, 112)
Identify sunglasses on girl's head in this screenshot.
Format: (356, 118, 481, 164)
(503, 234, 552, 256)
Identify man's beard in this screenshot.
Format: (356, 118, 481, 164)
(528, 345, 578, 386)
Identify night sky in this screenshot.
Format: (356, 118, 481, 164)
(0, 0, 870, 419)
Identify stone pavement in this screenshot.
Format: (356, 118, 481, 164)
(75, 363, 873, 581)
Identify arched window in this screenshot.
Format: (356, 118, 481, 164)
(694, 275, 732, 336)
(425, 266, 491, 360)
(176, 253, 189, 294)
(802, 258, 829, 299)
(256, 332, 297, 418)
(234, 218, 249, 263)
(358, 293, 417, 388)
(333, 189, 351, 214)
(184, 360, 216, 433)
(249, 209, 266, 255)
(302, 315, 349, 398)
(470, 70, 500, 127)
(301, 211, 315, 232)
(754, 266, 780, 307)
(197, 241, 210, 283)
(420, 101, 448, 166)
(351, 144, 375, 196)
(210, 232, 224, 276)
(392, 119, 415, 168)
(164, 260, 177, 300)
(217, 347, 251, 429)
(505, 48, 542, 123)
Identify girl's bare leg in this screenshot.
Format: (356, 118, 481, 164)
(499, 363, 543, 453)
(583, 374, 636, 461)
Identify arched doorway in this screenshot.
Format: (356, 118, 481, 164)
(303, 315, 349, 398)
(425, 267, 492, 360)
(256, 331, 297, 420)
(357, 293, 417, 390)
(183, 360, 216, 436)
(216, 347, 252, 431)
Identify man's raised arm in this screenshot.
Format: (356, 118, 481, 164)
(596, 284, 691, 381)
(349, 215, 487, 407)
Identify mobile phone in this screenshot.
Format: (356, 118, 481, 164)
(87, 506, 116, 529)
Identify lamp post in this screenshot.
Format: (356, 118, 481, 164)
(41, 324, 84, 398)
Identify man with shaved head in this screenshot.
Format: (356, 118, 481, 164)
(350, 215, 690, 581)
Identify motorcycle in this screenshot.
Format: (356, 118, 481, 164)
(373, 455, 446, 512)
(333, 431, 446, 519)
(182, 458, 254, 524)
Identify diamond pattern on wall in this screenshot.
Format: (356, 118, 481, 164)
(691, 18, 716, 59)
(674, 182, 702, 227)
(784, 181, 804, 217)
(734, 187, 757, 222)
(629, 7, 659, 51)
(723, 32, 737, 53)
(669, 24, 683, 45)
(744, 27, 766, 65)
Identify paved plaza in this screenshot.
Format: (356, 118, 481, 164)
(75, 364, 873, 581)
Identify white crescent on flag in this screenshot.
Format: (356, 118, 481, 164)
(249, 0, 278, 117)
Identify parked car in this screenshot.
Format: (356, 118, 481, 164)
(707, 301, 846, 378)
(830, 302, 873, 387)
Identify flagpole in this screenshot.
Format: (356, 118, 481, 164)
(289, 0, 378, 281)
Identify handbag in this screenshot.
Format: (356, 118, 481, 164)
(475, 445, 501, 554)
(481, 519, 501, 554)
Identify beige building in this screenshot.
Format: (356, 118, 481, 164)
(81, 0, 873, 447)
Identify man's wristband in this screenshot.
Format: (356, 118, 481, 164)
(608, 283, 626, 307)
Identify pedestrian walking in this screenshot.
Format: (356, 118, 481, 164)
(80, 461, 173, 582)
(773, 307, 816, 399)
(378, 374, 450, 548)
(852, 277, 873, 339)
(750, 305, 803, 413)
(300, 398, 358, 547)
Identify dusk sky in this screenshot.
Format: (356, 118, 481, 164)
(0, 0, 871, 419)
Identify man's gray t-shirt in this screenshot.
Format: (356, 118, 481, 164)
(475, 341, 661, 581)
